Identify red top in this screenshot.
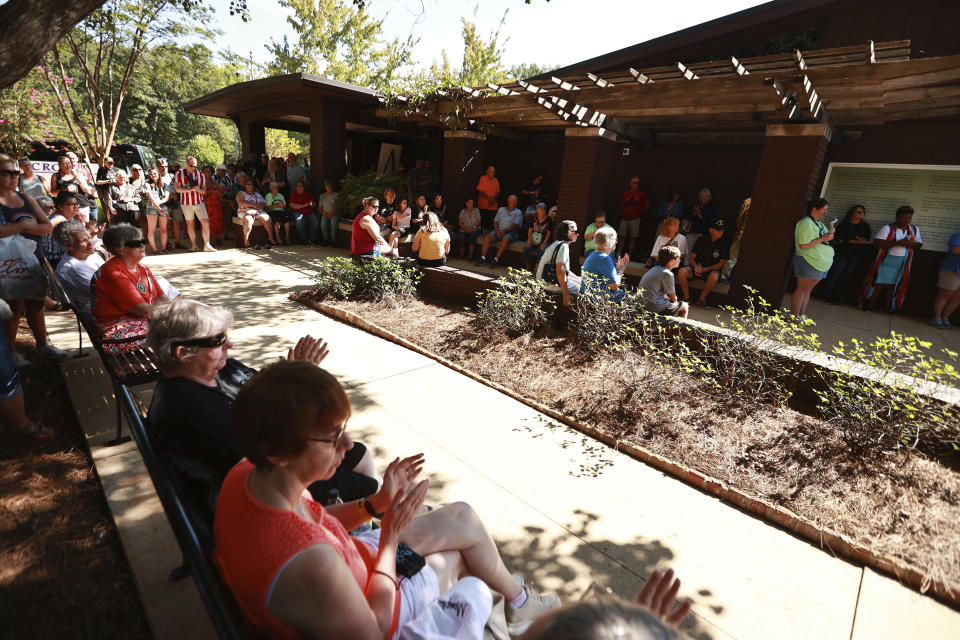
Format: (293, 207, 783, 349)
(351, 212, 377, 255)
(214, 460, 380, 639)
(289, 190, 315, 214)
(621, 189, 649, 221)
(91, 257, 161, 324)
(476, 175, 500, 211)
(175, 168, 207, 206)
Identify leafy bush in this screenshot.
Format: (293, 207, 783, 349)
(818, 333, 960, 451)
(183, 133, 225, 168)
(475, 268, 555, 335)
(313, 256, 420, 303)
(336, 171, 408, 219)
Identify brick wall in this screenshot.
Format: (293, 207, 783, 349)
(441, 134, 486, 213)
(733, 130, 828, 307)
(309, 100, 347, 195)
(483, 138, 565, 206)
(419, 265, 501, 305)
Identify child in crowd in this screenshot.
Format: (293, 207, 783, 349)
(639, 245, 689, 318)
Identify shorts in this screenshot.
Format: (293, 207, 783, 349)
(653, 300, 682, 316)
(144, 208, 168, 218)
(938, 269, 960, 292)
(792, 254, 827, 280)
(168, 205, 184, 221)
(487, 230, 518, 243)
(267, 210, 287, 224)
(181, 203, 208, 221)
(350, 528, 441, 637)
(618, 217, 641, 237)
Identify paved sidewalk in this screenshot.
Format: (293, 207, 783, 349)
(45, 246, 960, 639)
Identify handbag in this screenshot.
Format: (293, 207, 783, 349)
(541, 242, 564, 285)
(0, 235, 48, 300)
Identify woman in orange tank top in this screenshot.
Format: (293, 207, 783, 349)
(215, 361, 560, 639)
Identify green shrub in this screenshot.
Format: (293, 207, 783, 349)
(336, 172, 408, 218)
(313, 256, 420, 303)
(475, 268, 555, 335)
(183, 134, 225, 168)
(818, 333, 960, 451)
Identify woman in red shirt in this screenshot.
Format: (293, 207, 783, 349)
(91, 223, 169, 353)
(202, 166, 225, 245)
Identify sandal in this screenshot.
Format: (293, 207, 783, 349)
(16, 419, 54, 443)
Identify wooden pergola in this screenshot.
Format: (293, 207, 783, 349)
(377, 40, 960, 141)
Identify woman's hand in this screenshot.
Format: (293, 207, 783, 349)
(374, 455, 424, 510)
(616, 254, 630, 272)
(379, 478, 429, 545)
(636, 568, 692, 627)
(281, 335, 330, 365)
(821, 233, 835, 243)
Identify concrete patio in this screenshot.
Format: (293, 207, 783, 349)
(45, 245, 960, 640)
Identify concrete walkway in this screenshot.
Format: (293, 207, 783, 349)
(45, 246, 960, 640)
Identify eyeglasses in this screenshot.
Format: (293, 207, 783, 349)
(123, 239, 148, 248)
(170, 332, 228, 352)
(307, 424, 346, 447)
(0, 169, 19, 177)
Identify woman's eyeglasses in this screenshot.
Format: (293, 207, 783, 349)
(123, 239, 148, 248)
(307, 425, 346, 447)
(170, 332, 228, 352)
(0, 169, 19, 177)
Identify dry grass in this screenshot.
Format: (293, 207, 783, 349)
(0, 320, 150, 639)
(326, 296, 960, 591)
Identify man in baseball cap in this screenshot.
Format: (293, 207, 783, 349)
(678, 218, 730, 309)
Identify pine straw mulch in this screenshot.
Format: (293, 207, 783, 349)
(312, 294, 960, 595)
(0, 320, 151, 639)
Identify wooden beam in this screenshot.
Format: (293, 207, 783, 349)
(677, 62, 699, 80)
(585, 72, 615, 88)
(629, 68, 654, 84)
(795, 49, 808, 72)
(731, 56, 750, 76)
(866, 40, 876, 64)
(765, 77, 801, 120)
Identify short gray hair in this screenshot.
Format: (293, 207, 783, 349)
(55, 219, 86, 246)
(593, 226, 617, 252)
(147, 298, 233, 372)
(102, 222, 142, 252)
(698, 188, 712, 200)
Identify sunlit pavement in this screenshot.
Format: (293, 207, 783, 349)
(45, 245, 960, 640)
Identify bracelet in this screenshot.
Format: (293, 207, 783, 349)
(359, 497, 385, 519)
(372, 570, 399, 591)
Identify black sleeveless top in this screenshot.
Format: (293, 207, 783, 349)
(0, 191, 36, 223)
(55, 172, 92, 208)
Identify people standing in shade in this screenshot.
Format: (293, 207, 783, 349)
(317, 180, 339, 247)
(285, 153, 305, 195)
(17, 159, 47, 200)
(859, 206, 923, 314)
(201, 166, 225, 246)
(457, 198, 482, 260)
(476, 165, 501, 231)
(618, 177, 648, 257)
(108, 170, 142, 225)
(677, 219, 730, 310)
(142, 168, 170, 254)
(174, 156, 215, 252)
(477, 194, 522, 268)
(688, 188, 715, 235)
(521, 174, 543, 209)
(289, 180, 318, 245)
(522, 203, 553, 272)
(656, 190, 685, 223)
(536, 220, 582, 307)
(94, 156, 118, 216)
(407, 157, 431, 199)
(821, 204, 871, 305)
(412, 212, 450, 267)
(790, 198, 835, 318)
(49, 155, 95, 224)
(931, 230, 960, 328)
(583, 211, 607, 259)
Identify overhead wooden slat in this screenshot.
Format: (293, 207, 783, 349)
(867, 40, 876, 64)
(677, 62, 700, 80)
(732, 57, 750, 76)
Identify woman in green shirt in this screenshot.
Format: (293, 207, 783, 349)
(791, 198, 834, 318)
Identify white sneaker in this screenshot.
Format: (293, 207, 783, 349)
(40, 342, 68, 361)
(203, 244, 217, 252)
(12, 351, 32, 367)
(505, 575, 560, 637)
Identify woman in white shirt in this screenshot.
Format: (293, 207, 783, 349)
(858, 206, 922, 314)
(646, 216, 688, 270)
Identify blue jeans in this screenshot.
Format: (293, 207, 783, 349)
(523, 244, 545, 265)
(458, 229, 481, 251)
(320, 215, 339, 244)
(822, 251, 860, 302)
(294, 213, 318, 243)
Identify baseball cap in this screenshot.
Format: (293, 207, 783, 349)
(536, 202, 547, 210)
(104, 156, 114, 163)
(217, 164, 228, 170)
(710, 219, 726, 230)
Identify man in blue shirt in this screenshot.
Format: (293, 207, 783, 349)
(477, 194, 523, 267)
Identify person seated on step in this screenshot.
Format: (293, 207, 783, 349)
(535, 220, 581, 307)
(581, 226, 629, 302)
(477, 194, 523, 268)
(412, 212, 450, 267)
(90, 223, 171, 353)
(646, 216, 689, 271)
(518, 568, 691, 640)
(522, 203, 553, 272)
(147, 298, 381, 528)
(383, 197, 412, 257)
(639, 245, 689, 319)
(677, 219, 729, 310)
(214, 360, 561, 639)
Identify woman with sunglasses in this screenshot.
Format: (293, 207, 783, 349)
(147, 298, 380, 528)
(90, 223, 169, 353)
(215, 360, 560, 640)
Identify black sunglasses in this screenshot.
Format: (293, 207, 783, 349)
(123, 239, 148, 248)
(170, 332, 228, 352)
(307, 424, 346, 448)
(0, 169, 19, 177)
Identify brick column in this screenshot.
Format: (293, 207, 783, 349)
(732, 124, 831, 308)
(234, 117, 265, 164)
(309, 99, 347, 193)
(442, 130, 486, 212)
(556, 128, 622, 269)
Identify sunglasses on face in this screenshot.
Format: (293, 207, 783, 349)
(307, 424, 346, 448)
(123, 239, 148, 248)
(0, 169, 19, 177)
(170, 332, 228, 352)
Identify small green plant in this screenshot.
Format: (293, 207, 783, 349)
(818, 333, 960, 451)
(312, 256, 420, 303)
(475, 268, 555, 334)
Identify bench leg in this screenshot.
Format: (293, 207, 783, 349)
(73, 315, 85, 358)
(105, 380, 132, 447)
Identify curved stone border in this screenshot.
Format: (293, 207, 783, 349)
(300, 296, 960, 610)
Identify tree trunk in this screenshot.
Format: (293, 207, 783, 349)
(0, 0, 106, 90)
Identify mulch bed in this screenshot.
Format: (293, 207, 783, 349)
(0, 320, 151, 639)
(299, 292, 960, 599)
